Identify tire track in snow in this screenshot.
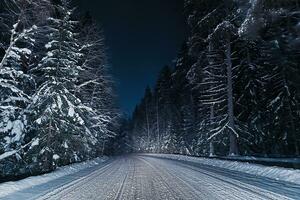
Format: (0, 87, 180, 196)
(113, 159, 130, 200)
(30, 155, 299, 200)
(36, 158, 121, 200)
(137, 156, 204, 200)
(143, 156, 293, 200)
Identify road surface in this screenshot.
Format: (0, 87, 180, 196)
(4, 155, 300, 200)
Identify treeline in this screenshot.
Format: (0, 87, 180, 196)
(126, 0, 300, 157)
(0, 0, 118, 178)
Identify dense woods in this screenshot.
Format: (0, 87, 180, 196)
(126, 0, 300, 157)
(0, 0, 118, 178)
(0, 0, 299, 181)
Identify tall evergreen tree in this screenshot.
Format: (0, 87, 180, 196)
(27, 1, 98, 171)
(0, 0, 49, 173)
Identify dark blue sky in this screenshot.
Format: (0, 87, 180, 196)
(75, 0, 187, 114)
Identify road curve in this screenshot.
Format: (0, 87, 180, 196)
(31, 155, 300, 200)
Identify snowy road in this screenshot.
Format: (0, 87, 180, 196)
(4, 155, 300, 200)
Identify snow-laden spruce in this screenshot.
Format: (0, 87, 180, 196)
(0, 0, 118, 178)
(0, 0, 45, 175)
(27, 4, 99, 171)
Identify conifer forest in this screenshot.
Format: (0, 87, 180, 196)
(0, 1, 300, 200)
(124, 0, 300, 158)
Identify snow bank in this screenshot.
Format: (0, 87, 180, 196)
(0, 157, 108, 198)
(221, 155, 300, 165)
(145, 154, 300, 184)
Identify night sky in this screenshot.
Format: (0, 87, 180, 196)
(74, 0, 187, 114)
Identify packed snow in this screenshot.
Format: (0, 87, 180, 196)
(145, 154, 300, 184)
(3, 155, 297, 200)
(0, 157, 108, 198)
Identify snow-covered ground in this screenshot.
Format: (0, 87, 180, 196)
(219, 155, 300, 167)
(145, 154, 300, 184)
(0, 157, 108, 199)
(1, 154, 300, 200)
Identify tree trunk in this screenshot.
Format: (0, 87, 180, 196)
(101, 140, 106, 156)
(145, 101, 150, 150)
(156, 99, 160, 153)
(209, 103, 215, 157)
(208, 41, 216, 157)
(225, 40, 239, 156)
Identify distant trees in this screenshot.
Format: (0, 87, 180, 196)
(128, 0, 300, 157)
(0, 0, 118, 177)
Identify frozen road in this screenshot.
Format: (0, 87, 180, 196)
(5, 155, 300, 200)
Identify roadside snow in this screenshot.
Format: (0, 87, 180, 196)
(222, 155, 300, 164)
(145, 154, 300, 185)
(0, 157, 108, 198)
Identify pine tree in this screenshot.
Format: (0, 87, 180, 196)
(0, 0, 51, 176)
(155, 66, 173, 152)
(27, 2, 97, 171)
(0, 0, 39, 154)
(185, 0, 241, 156)
(172, 44, 195, 155)
(260, 1, 300, 155)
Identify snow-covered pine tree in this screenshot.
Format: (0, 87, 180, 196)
(172, 44, 196, 155)
(233, 39, 267, 154)
(162, 122, 179, 154)
(185, 0, 241, 156)
(26, 1, 98, 172)
(131, 105, 146, 152)
(143, 86, 154, 151)
(228, 0, 300, 155)
(0, 0, 49, 175)
(234, 0, 274, 154)
(185, 0, 213, 156)
(154, 66, 175, 152)
(259, 1, 300, 155)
